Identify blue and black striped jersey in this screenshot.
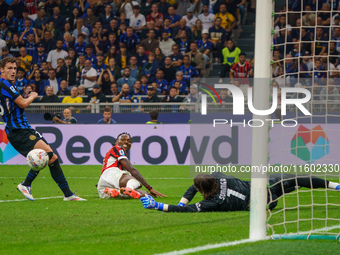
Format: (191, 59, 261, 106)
(0, 78, 32, 133)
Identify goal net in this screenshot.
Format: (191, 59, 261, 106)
(266, 0, 340, 240)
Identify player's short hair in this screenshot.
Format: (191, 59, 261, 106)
(0, 57, 16, 68)
(103, 108, 112, 113)
(149, 109, 158, 120)
(117, 132, 131, 141)
(194, 174, 219, 199)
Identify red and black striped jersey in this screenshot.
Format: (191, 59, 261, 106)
(231, 62, 252, 84)
(101, 145, 128, 174)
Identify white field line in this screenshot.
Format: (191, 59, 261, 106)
(0, 177, 191, 179)
(155, 225, 340, 255)
(154, 238, 270, 255)
(0, 194, 98, 203)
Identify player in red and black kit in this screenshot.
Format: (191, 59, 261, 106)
(230, 52, 253, 85)
(97, 132, 167, 199)
(141, 172, 340, 212)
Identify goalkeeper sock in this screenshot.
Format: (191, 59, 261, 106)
(328, 181, 340, 189)
(49, 159, 73, 197)
(22, 169, 40, 186)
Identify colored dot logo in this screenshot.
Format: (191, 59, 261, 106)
(291, 125, 330, 163)
(0, 129, 19, 164)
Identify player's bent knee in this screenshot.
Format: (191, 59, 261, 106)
(48, 153, 58, 165)
(126, 179, 142, 190)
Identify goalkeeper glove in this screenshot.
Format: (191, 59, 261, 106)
(177, 202, 185, 207)
(140, 194, 164, 211)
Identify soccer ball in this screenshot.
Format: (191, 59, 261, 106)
(26, 149, 49, 171)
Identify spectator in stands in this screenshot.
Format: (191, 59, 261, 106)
(230, 52, 253, 89)
(136, 45, 148, 67)
(80, 59, 97, 91)
(302, 5, 316, 26)
(55, 58, 65, 74)
(119, 27, 140, 55)
(162, 56, 177, 84)
(112, 83, 133, 103)
(274, 27, 293, 56)
(176, 0, 191, 17)
(140, 29, 159, 54)
(130, 80, 145, 97)
(155, 69, 169, 95)
(78, 85, 86, 96)
(47, 40, 68, 69)
(57, 56, 79, 87)
(169, 71, 188, 95)
(0, 20, 11, 44)
(83, 7, 98, 29)
(14, 67, 28, 94)
(198, 4, 215, 31)
(5, 9, 17, 34)
(39, 86, 60, 103)
(18, 47, 32, 72)
(142, 52, 158, 83)
(143, 85, 161, 103)
(62, 86, 83, 103)
(93, 53, 107, 77)
(91, 21, 105, 45)
(147, 4, 164, 30)
(315, 27, 328, 56)
(42, 69, 61, 95)
(164, 6, 181, 30)
(162, 86, 184, 112)
(11, 0, 25, 20)
(107, 57, 121, 82)
(130, 5, 146, 36)
(318, 3, 331, 26)
(74, 34, 87, 56)
(21, 29, 39, 58)
(190, 19, 203, 41)
(76, 55, 86, 74)
(97, 69, 115, 95)
(209, 17, 226, 59)
(109, 82, 119, 98)
(40, 30, 56, 53)
(53, 108, 77, 124)
(34, 7, 49, 37)
(274, 14, 292, 36)
(170, 44, 184, 67)
(72, 18, 90, 44)
(84, 45, 97, 65)
(8, 33, 22, 57)
(97, 107, 117, 124)
(160, 18, 173, 40)
(100, 4, 115, 30)
(219, 88, 233, 105)
(159, 31, 176, 57)
(313, 58, 327, 85)
(0, 46, 13, 60)
(32, 43, 47, 66)
(22, 84, 34, 99)
(158, 0, 171, 16)
(85, 84, 107, 105)
(57, 80, 71, 96)
(60, 0, 73, 18)
(197, 29, 213, 66)
(50, 6, 66, 31)
(117, 67, 137, 90)
(186, 42, 205, 76)
(215, 4, 236, 33)
(183, 10, 197, 29)
(183, 83, 201, 104)
(178, 55, 199, 83)
(173, 19, 191, 42)
(128, 56, 141, 80)
(28, 69, 43, 94)
(115, 44, 131, 69)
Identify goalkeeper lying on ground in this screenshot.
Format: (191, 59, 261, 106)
(140, 172, 340, 212)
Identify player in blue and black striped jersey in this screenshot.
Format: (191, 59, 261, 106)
(141, 172, 340, 212)
(0, 57, 85, 202)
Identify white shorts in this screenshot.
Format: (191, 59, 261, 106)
(97, 167, 131, 199)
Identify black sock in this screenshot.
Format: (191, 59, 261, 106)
(22, 169, 40, 186)
(49, 159, 73, 197)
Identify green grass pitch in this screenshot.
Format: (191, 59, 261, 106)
(0, 165, 339, 255)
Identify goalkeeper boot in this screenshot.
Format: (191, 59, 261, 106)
(120, 187, 141, 199)
(336, 185, 340, 191)
(104, 187, 120, 198)
(17, 182, 34, 201)
(63, 194, 87, 201)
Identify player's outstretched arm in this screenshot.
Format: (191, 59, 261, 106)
(178, 185, 198, 206)
(120, 158, 167, 197)
(14, 92, 38, 108)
